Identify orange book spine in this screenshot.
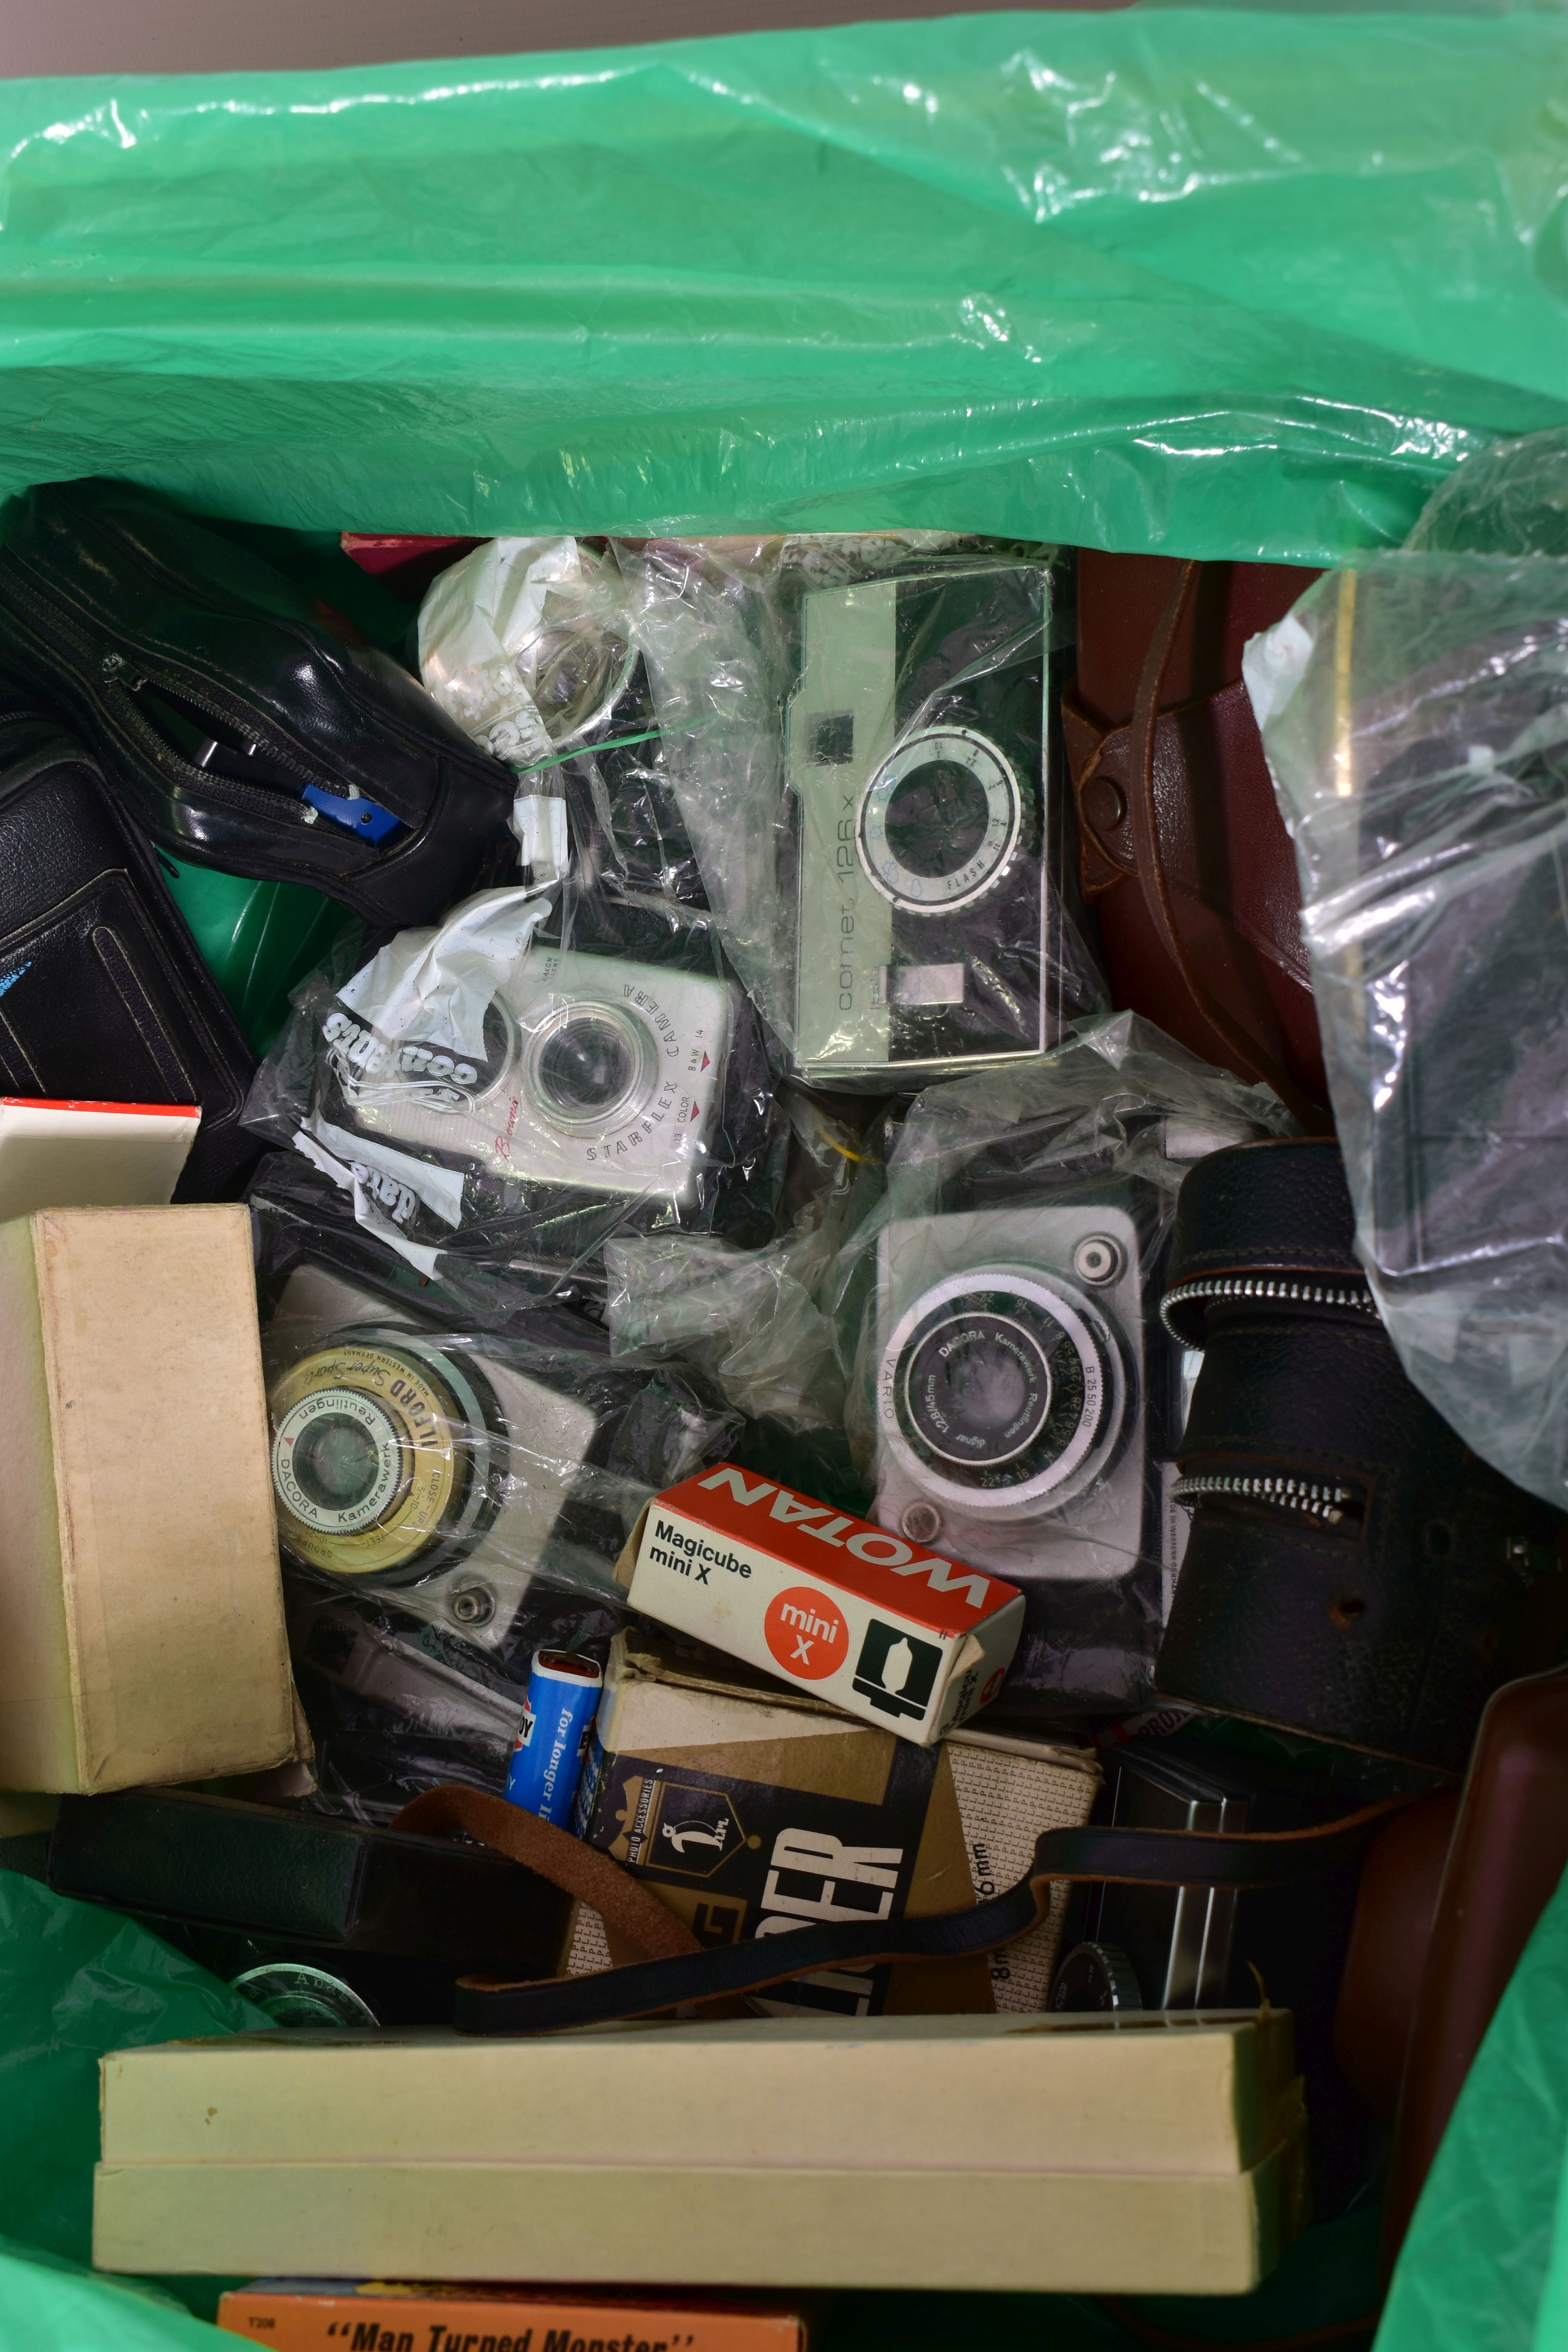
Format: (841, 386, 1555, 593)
(216, 2287, 809, 2352)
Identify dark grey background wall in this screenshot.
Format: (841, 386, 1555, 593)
(0, 0, 1121, 78)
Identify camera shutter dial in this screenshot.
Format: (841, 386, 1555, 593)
(857, 725, 1023, 914)
(881, 1267, 1125, 1511)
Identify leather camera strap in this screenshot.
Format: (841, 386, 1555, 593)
(392, 1785, 704, 1962)
(398, 1783, 1412, 2037)
(1123, 564, 1318, 1131)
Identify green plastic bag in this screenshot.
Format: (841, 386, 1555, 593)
(159, 858, 346, 1056)
(0, 9, 1566, 566)
(1373, 1860, 1568, 2352)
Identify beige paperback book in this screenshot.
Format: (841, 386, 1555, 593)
(95, 2011, 1309, 2294)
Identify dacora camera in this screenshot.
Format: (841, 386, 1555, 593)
(265, 1263, 719, 1648)
(788, 559, 1056, 1085)
(321, 941, 732, 1209)
(872, 1187, 1184, 1592)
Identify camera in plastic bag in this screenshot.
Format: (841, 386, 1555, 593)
(245, 875, 783, 1287)
(625, 535, 1105, 1084)
(256, 1238, 741, 1650)
(286, 1579, 622, 1826)
(844, 1013, 1292, 1716)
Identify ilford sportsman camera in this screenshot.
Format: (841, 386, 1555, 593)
(266, 1263, 728, 1647)
(789, 560, 1053, 1082)
(321, 942, 731, 1209)
(872, 1186, 1182, 1590)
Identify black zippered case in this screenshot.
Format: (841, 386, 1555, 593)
(0, 478, 516, 926)
(0, 707, 260, 1199)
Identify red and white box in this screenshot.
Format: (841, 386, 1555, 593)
(615, 1465, 1024, 1745)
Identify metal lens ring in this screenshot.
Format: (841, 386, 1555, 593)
(269, 1340, 474, 1583)
(881, 1268, 1120, 1509)
(519, 995, 658, 1137)
(857, 725, 1023, 914)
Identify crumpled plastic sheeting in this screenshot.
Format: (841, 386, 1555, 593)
(1374, 1858, 1568, 2352)
(0, 1869, 268, 2270)
(0, 13, 1566, 561)
(1249, 530, 1568, 1510)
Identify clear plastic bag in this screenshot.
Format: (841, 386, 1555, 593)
(1246, 506, 1568, 1511)
(256, 1241, 740, 1649)
(623, 535, 1105, 1081)
(285, 1580, 622, 1824)
(841, 1013, 1293, 1718)
(243, 874, 784, 1289)
(603, 1087, 869, 1432)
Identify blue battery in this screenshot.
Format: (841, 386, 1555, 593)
(503, 1650, 604, 1826)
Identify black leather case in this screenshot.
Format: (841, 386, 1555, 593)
(47, 1788, 570, 1975)
(1157, 1138, 1566, 1771)
(0, 479, 516, 925)
(0, 709, 258, 1199)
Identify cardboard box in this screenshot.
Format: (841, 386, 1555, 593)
(564, 1628, 1098, 2016)
(95, 2012, 1308, 2295)
(615, 1464, 1024, 1744)
(0, 1096, 200, 1220)
(216, 2280, 811, 2352)
(0, 1205, 298, 1792)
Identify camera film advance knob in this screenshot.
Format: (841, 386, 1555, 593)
(1047, 1942, 1145, 2014)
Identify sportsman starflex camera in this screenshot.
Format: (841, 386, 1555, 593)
(789, 559, 1058, 1083)
(872, 1182, 1184, 1595)
(322, 940, 731, 1208)
(264, 1263, 731, 1649)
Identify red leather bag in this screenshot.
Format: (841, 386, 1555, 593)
(1063, 552, 1330, 1126)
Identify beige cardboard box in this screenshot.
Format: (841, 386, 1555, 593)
(0, 1205, 297, 1793)
(564, 1627, 1099, 2016)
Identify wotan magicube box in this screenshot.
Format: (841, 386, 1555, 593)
(0, 1204, 298, 1793)
(615, 1464, 1024, 1745)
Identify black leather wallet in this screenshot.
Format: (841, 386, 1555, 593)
(0, 478, 516, 926)
(47, 1788, 570, 1975)
(0, 708, 259, 1199)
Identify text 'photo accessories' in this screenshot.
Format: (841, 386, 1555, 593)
(0, 710, 258, 1200)
(1155, 1137, 1565, 1772)
(791, 559, 1062, 1083)
(1063, 554, 1328, 1129)
(423, 1777, 1410, 2035)
(0, 479, 517, 925)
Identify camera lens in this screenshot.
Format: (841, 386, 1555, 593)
(902, 1311, 1053, 1468)
(290, 1411, 387, 1515)
(882, 1270, 1122, 1508)
(270, 1339, 505, 1585)
(884, 759, 992, 880)
(538, 1015, 637, 1118)
(857, 726, 1023, 914)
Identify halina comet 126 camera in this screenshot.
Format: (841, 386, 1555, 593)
(321, 942, 732, 1209)
(789, 559, 1054, 1083)
(873, 1185, 1181, 1590)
